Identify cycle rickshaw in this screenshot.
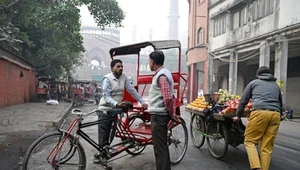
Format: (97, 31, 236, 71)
(72, 80, 94, 107)
(21, 40, 189, 170)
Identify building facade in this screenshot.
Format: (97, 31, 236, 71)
(187, 0, 300, 112)
(186, 0, 210, 103)
(73, 26, 121, 82)
(207, 0, 300, 112)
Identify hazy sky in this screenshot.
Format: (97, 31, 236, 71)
(80, 0, 189, 45)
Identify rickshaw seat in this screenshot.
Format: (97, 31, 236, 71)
(35, 88, 48, 94)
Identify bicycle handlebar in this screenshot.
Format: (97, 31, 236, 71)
(71, 108, 98, 117)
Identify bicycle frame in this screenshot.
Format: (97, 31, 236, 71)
(46, 110, 154, 167)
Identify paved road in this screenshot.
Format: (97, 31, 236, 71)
(1, 103, 300, 170)
(63, 105, 300, 170)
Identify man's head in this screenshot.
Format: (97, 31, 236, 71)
(110, 59, 123, 77)
(256, 66, 271, 76)
(149, 51, 165, 71)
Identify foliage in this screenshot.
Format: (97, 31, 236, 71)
(0, 0, 125, 77)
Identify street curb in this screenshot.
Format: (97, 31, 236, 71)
(286, 119, 300, 124)
(52, 103, 73, 129)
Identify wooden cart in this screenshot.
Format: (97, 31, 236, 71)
(186, 103, 250, 159)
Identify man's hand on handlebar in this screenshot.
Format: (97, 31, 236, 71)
(116, 102, 128, 108)
(116, 101, 133, 109)
(142, 104, 148, 109)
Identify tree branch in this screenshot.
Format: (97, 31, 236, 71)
(7, 0, 24, 9)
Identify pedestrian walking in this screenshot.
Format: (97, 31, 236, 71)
(234, 66, 283, 170)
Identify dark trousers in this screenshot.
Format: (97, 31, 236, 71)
(98, 114, 114, 148)
(151, 114, 171, 170)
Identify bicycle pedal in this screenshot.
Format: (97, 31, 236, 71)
(102, 163, 112, 170)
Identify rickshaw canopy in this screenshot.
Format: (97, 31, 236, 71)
(109, 40, 181, 58)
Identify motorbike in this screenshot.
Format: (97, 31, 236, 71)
(95, 87, 102, 105)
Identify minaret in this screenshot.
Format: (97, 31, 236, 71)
(168, 0, 180, 40)
(149, 29, 153, 41)
(131, 24, 137, 43)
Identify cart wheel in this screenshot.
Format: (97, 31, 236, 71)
(190, 114, 205, 148)
(206, 121, 228, 159)
(125, 114, 146, 156)
(168, 118, 188, 165)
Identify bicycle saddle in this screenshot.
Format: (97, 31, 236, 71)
(107, 108, 123, 115)
(73, 108, 82, 113)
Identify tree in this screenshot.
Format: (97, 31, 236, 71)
(0, 0, 125, 77)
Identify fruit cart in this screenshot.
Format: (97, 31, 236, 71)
(186, 93, 250, 159)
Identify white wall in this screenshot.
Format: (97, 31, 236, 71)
(278, 0, 300, 29)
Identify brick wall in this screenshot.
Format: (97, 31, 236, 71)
(0, 58, 36, 108)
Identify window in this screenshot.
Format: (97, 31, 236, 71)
(265, 0, 274, 15)
(240, 7, 247, 26)
(253, 1, 259, 21)
(233, 7, 248, 30)
(197, 28, 204, 44)
(253, 0, 274, 22)
(198, 0, 205, 4)
(213, 15, 226, 37)
(233, 11, 240, 29)
(259, 0, 265, 19)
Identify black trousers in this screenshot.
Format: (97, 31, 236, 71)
(98, 113, 114, 148)
(151, 114, 171, 170)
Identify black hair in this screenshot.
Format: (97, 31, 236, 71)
(149, 51, 164, 65)
(110, 59, 123, 68)
(256, 66, 271, 76)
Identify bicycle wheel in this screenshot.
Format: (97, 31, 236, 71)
(22, 131, 86, 170)
(125, 114, 147, 156)
(168, 118, 188, 165)
(190, 114, 206, 148)
(206, 121, 229, 159)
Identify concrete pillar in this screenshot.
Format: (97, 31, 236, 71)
(203, 60, 209, 94)
(208, 54, 214, 94)
(274, 35, 288, 105)
(225, 12, 232, 43)
(188, 63, 198, 103)
(259, 40, 270, 67)
(229, 50, 238, 95)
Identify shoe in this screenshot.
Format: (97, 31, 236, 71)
(94, 153, 112, 169)
(93, 152, 108, 164)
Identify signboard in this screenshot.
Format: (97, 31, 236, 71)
(92, 75, 103, 81)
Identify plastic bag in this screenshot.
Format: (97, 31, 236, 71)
(46, 100, 59, 105)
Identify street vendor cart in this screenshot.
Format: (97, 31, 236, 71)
(186, 93, 250, 159)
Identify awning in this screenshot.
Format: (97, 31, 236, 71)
(109, 40, 181, 58)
